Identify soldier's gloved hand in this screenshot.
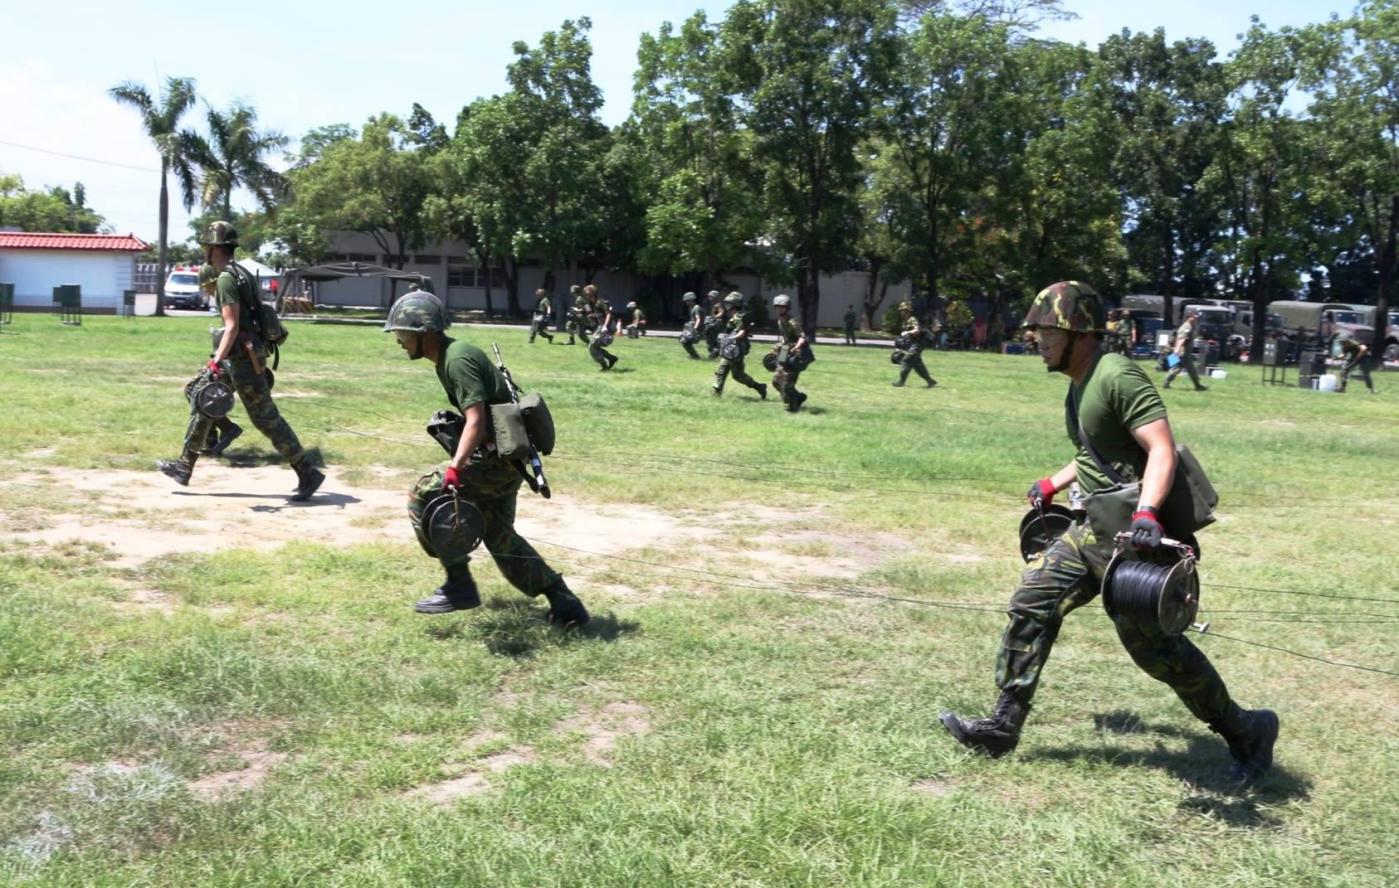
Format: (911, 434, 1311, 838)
(1027, 478, 1056, 507)
(1130, 506, 1164, 550)
(442, 465, 463, 491)
(206, 359, 223, 377)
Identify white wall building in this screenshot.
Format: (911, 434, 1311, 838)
(0, 232, 148, 313)
(310, 231, 910, 327)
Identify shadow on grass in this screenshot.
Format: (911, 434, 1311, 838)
(173, 490, 361, 510)
(1024, 709, 1311, 828)
(425, 597, 638, 658)
(220, 449, 285, 468)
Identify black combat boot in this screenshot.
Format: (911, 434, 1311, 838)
(939, 691, 1032, 759)
(157, 458, 193, 487)
(1209, 706, 1279, 784)
(209, 422, 243, 457)
(542, 581, 589, 627)
(757, 382, 768, 400)
(291, 459, 325, 502)
(415, 563, 481, 614)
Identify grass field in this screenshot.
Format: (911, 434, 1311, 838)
(1, 314, 1396, 887)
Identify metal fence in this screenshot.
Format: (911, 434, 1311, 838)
(133, 263, 163, 293)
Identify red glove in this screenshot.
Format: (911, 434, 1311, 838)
(206, 359, 222, 377)
(1130, 506, 1164, 550)
(1027, 478, 1057, 506)
(443, 465, 463, 490)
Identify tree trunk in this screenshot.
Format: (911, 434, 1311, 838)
(223, 188, 232, 222)
(1371, 195, 1396, 360)
(862, 256, 886, 332)
(504, 254, 521, 318)
(1160, 229, 1176, 327)
(155, 160, 168, 317)
(796, 262, 820, 339)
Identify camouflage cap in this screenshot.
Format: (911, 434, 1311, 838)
(682, 291, 697, 302)
(1021, 281, 1104, 333)
(383, 291, 451, 334)
(198, 264, 219, 288)
(724, 292, 743, 306)
(772, 294, 791, 308)
(199, 220, 238, 247)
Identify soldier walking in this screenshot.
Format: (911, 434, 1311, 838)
(385, 290, 589, 625)
(584, 284, 618, 371)
(1164, 308, 1208, 390)
(196, 263, 242, 457)
(843, 304, 858, 345)
(564, 284, 586, 345)
(771, 294, 810, 412)
(892, 301, 937, 388)
(712, 292, 767, 400)
(529, 288, 554, 343)
(939, 281, 1277, 784)
(679, 291, 704, 359)
(704, 291, 724, 359)
(157, 222, 324, 501)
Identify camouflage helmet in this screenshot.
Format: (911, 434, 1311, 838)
(626, 301, 637, 309)
(199, 220, 238, 247)
(570, 284, 582, 295)
(383, 291, 451, 334)
(1021, 281, 1105, 333)
(682, 291, 697, 302)
(707, 290, 720, 299)
(724, 291, 743, 306)
(535, 288, 548, 297)
(897, 301, 913, 312)
(583, 283, 598, 296)
(198, 263, 219, 289)
(772, 294, 791, 308)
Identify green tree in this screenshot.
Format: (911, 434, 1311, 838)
(284, 113, 433, 275)
(725, 0, 901, 336)
(108, 76, 202, 316)
(1299, 1, 1398, 358)
(194, 101, 289, 220)
(631, 12, 765, 297)
(0, 174, 106, 233)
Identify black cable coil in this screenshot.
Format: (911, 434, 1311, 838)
(1103, 555, 1199, 636)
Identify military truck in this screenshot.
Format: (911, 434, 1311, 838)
(1267, 301, 1374, 348)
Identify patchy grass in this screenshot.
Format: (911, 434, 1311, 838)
(0, 314, 1397, 885)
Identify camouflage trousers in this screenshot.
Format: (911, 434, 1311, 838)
(1164, 352, 1203, 389)
(588, 338, 616, 368)
(1341, 355, 1374, 392)
(773, 365, 803, 407)
(713, 355, 763, 395)
(407, 457, 561, 595)
(705, 329, 721, 359)
(529, 317, 553, 343)
(181, 350, 305, 466)
(680, 334, 701, 360)
(995, 519, 1235, 725)
(898, 346, 934, 385)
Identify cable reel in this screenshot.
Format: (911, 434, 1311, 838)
(1101, 534, 1202, 635)
(422, 492, 484, 562)
(184, 365, 234, 419)
(1018, 503, 1076, 562)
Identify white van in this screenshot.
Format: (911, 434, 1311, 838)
(163, 266, 208, 311)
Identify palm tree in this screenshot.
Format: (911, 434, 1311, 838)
(196, 101, 290, 219)
(108, 77, 201, 316)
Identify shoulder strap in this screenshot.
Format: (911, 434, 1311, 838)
(226, 263, 265, 339)
(1067, 388, 1129, 485)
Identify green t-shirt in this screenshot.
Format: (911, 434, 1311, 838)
(215, 265, 257, 334)
(535, 295, 551, 316)
(435, 337, 508, 412)
(1065, 353, 1169, 496)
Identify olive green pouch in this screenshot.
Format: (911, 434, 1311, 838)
(518, 392, 555, 455)
(489, 403, 531, 460)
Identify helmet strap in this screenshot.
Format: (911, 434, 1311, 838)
(1048, 331, 1078, 373)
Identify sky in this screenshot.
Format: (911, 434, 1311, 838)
(0, 0, 1351, 245)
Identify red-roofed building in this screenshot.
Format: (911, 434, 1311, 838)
(0, 230, 149, 313)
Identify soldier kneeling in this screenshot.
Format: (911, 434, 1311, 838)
(384, 290, 588, 625)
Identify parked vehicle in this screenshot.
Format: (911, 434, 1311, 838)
(1268, 301, 1374, 347)
(163, 266, 207, 311)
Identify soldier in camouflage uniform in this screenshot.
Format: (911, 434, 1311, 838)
(196, 263, 242, 457)
(892, 301, 937, 388)
(939, 281, 1278, 784)
(1164, 309, 1208, 391)
(704, 291, 724, 359)
(712, 292, 767, 399)
(625, 301, 647, 337)
(564, 284, 587, 345)
(679, 291, 704, 359)
(158, 222, 324, 501)
(843, 304, 858, 345)
(770, 294, 809, 412)
(386, 290, 588, 625)
(584, 284, 618, 370)
(529, 288, 554, 343)
(1104, 309, 1130, 356)
(1338, 335, 1376, 393)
